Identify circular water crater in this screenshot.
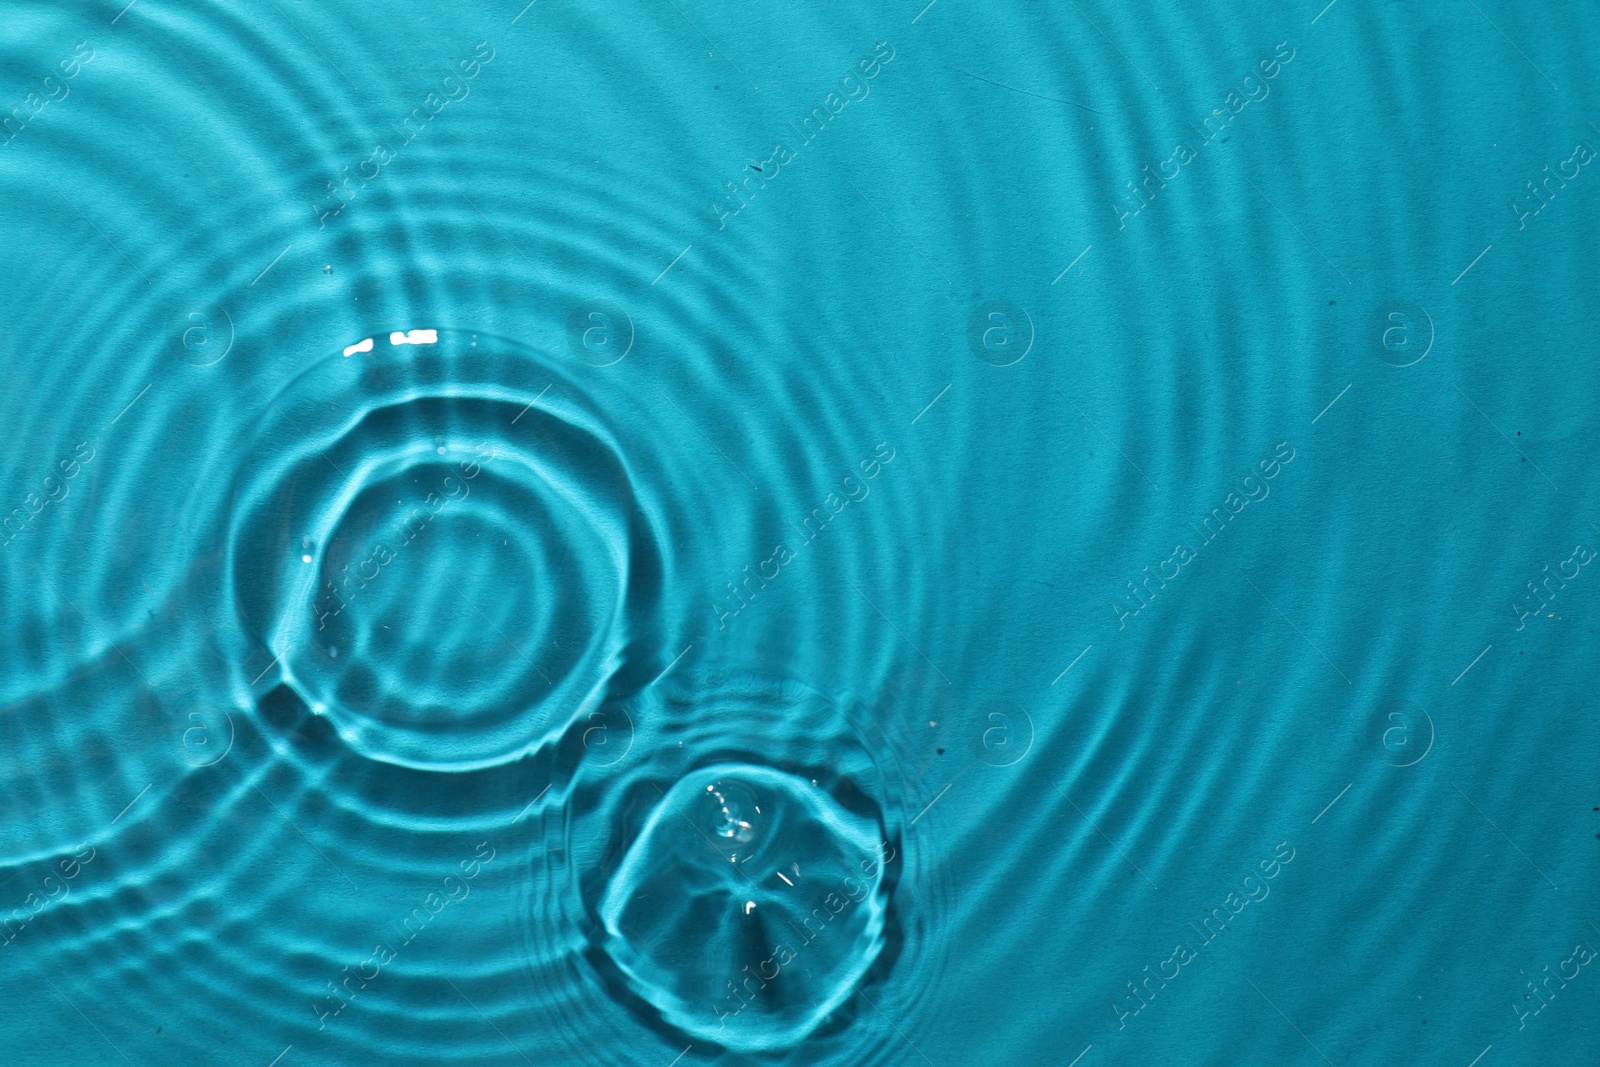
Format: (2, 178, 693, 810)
(227, 329, 664, 770)
(598, 763, 892, 1052)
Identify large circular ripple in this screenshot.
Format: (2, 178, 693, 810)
(226, 328, 665, 770)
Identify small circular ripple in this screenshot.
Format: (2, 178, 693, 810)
(598, 764, 890, 1051)
(227, 329, 667, 770)
(524, 664, 925, 1063)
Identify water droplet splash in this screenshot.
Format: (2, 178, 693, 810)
(705, 780, 758, 854)
(598, 764, 891, 1052)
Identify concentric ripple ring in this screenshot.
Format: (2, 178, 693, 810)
(224, 328, 666, 770)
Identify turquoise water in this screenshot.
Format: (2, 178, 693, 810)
(3, 0, 1599, 1063)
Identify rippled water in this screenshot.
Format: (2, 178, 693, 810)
(5, 0, 1600, 1064)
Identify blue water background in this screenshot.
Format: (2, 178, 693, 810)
(2, 0, 1599, 1064)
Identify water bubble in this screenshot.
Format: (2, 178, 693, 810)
(704, 780, 759, 851)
